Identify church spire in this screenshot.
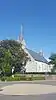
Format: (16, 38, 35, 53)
(21, 24, 23, 35)
(18, 24, 26, 49)
(19, 24, 23, 42)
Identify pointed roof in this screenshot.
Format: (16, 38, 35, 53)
(26, 48, 48, 64)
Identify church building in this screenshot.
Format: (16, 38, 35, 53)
(17, 25, 51, 73)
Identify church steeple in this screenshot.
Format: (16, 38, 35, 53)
(18, 24, 26, 49)
(19, 24, 23, 42)
(21, 24, 23, 35)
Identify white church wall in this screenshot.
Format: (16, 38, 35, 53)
(35, 61, 51, 72)
(35, 61, 43, 72)
(25, 59, 51, 72)
(25, 60, 37, 72)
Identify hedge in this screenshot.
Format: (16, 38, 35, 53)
(1, 75, 45, 81)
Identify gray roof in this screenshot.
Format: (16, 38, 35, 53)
(27, 48, 48, 64)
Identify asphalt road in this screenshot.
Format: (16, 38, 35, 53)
(0, 80, 56, 88)
(0, 81, 56, 100)
(0, 94, 56, 100)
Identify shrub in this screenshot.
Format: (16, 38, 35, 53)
(1, 74, 45, 81)
(19, 76, 26, 80)
(6, 77, 14, 81)
(1, 77, 7, 81)
(26, 77, 32, 81)
(6, 76, 20, 81)
(32, 76, 45, 80)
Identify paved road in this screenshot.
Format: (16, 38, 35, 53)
(0, 81, 56, 100)
(0, 93, 56, 100)
(0, 80, 56, 88)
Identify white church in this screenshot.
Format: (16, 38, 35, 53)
(17, 25, 52, 73)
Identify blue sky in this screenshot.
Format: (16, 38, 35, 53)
(0, 0, 56, 58)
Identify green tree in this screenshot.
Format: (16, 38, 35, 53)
(49, 53, 56, 72)
(0, 40, 29, 76)
(0, 48, 12, 76)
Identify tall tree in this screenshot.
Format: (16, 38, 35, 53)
(0, 40, 29, 75)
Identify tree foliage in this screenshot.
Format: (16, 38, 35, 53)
(49, 53, 56, 72)
(0, 40, 29, 76)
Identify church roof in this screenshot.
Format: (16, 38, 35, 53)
(27, 48, 48, 64)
